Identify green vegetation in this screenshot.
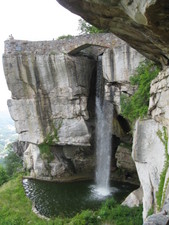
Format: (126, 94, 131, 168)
(0, 143, 142, 224)
(0, 111, 17, 162)
(38, 135, 54, 162)
(78, 18, 104, 34)
(120, 60, 160, 124)
(38, 121, 62, 162)
(57, 18, 104, 39)
(147, 206, 154, 217)
(57, 34, 73, 40)
(57, 19, 104, 39)
(0, 176, 65, 225)
(156, 126, 169, 211)
(0, 176, 143, 225)
(0, 166, 8, 186)
(0, 142, 23, 187)
(4, 146, 23, 177)
(119, 142, 132, 151)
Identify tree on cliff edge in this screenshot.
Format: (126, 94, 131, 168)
(78, 18, 104, 34)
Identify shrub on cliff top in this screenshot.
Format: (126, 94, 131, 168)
(57, 34, 73, 40)
(120, 59, 160, 124)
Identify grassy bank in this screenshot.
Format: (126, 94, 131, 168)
(0, 176, 142, 225)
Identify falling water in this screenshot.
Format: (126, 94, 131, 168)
(95, 55, 113, 196)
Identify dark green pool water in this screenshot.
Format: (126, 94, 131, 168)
(23, 179, 137, 218)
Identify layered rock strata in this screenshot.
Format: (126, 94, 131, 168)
(3, 34, 143, 180)
(149, 67, 169, 127)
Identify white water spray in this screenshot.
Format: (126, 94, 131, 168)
(95, 55, 113, 196)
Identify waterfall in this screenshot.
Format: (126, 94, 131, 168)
(95, 55, 113, 196)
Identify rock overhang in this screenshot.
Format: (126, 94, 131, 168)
(56, 0, 169, 66)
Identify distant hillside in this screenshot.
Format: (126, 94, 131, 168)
(0, 111, 17, 160)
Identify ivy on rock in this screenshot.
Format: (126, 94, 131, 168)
(38, 120, 62, 162)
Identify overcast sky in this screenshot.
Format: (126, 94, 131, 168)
(0, 0, 80, 112)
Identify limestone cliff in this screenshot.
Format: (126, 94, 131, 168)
(3, 34, 143, 180)
(127, 69, 169, 223)
(55, 1, 169, 223)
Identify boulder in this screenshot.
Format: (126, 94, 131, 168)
(122, 187, 143, 207)
(115, 145, 136, 172)
(144, 213, 169, 225)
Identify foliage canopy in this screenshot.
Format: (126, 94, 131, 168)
(4, 150, 22, 177)
(120, 59, 160, 124)
(0, 165, 8, 186)
(0, 143, 23, 187)
(78, 18, 104, 34)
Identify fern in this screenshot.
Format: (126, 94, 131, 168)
(156, 127, 169, 211)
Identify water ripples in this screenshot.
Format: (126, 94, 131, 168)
(23, 179, 137, 218)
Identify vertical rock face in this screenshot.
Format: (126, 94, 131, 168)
(44, 0, 169, 221)
(55, 0, 169, 221)
(124, 67, 169, 223)
(132, 119, 164, 220)
(120, 68, 169, 224)
(149, 67, 169, 127)
(102, 47, 144, 114)
(4, 53, 94, 145)
(116, 145, 136, 172)
(3, 34, 144, 180)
